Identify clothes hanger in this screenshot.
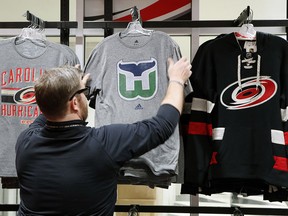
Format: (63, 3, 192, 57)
(119, 6, 153, 38)
(234, 6, 256, 40)
(235, 23, 256, 40)
(120, 20, 153, 37)
(16, 11, 46, 47)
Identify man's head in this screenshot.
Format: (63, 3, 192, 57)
(34, 66, 89, 121)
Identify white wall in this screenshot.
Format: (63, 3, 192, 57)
(0, 0, 76, 21)
(200, 0, 286, 19)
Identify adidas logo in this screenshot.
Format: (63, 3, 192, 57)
(134, 40, 139, 45)
(135, 104, 143, 110)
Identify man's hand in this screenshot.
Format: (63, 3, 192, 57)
(167, 57, 192, 86)
(82, 73, 91, 86)
(161, 57, 192, 114)
(75, 64, 91, 86)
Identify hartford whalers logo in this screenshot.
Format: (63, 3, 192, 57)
(117, 58, 158, 100)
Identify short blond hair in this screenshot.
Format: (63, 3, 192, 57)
(34, 66, 82, 118)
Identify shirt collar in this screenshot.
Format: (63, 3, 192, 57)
(45, 119, 88, 129)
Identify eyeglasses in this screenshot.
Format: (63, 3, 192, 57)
(69, 86, 90, 101)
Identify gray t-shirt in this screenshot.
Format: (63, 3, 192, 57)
(0, 37, 79, 176)
(84, 31, 192, 186)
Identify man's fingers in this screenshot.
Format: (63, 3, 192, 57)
(75, 64, 81, 69)
(82, 73, 91, 85)
(167, 57, 174, 67)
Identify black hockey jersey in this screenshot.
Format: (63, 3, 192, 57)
(182, 32, 288, 196)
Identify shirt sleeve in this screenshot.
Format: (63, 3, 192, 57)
(28, 114, 47, 129)
(15, 114, 46, 152)
(96, 104, 180, 166)
(182, 40, 216, 189)
(83, 45, 104, 109)
(277, 39, 288, 172)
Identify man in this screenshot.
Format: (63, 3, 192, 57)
(15, 57, 192, 216)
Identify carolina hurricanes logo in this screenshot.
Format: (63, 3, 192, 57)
(14, 86, 36, 104)
(220, 76, 277, 110)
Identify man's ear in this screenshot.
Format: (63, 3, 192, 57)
(70, 97, 80, 112)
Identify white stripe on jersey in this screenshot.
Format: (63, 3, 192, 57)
(281, 108, 288, 122)
(271, 129, 285, 145)
(191, 97, 215, 113)
(212, 127, 225, 140)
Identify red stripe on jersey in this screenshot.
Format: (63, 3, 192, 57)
(188, 122, 212, 136)
(273, 156, 288, 172)
(210, 152, 218, 165)
(284, 132, 288, 145)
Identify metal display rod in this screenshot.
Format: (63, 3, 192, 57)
(60, 0, 70, 45)
(0, 19, 286, 30)
(3, 19, 286, 31)
(0, 21, 77, 29)
(0, 204, 288, 215)
(83, 19, 288, 29)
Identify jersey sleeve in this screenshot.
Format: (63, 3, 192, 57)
(182, 40, 217, 192)
(277, 39, 288, 173)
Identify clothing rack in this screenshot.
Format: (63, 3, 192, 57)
(0, 204, 288, 215)
(0, 21, 77, 47)
(2, 19, 287, 31)
(83, 19, 288, 29)
(0, 21, 77, 29)
(81, 6, 288, 216)
(0, 0, 76, 45)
